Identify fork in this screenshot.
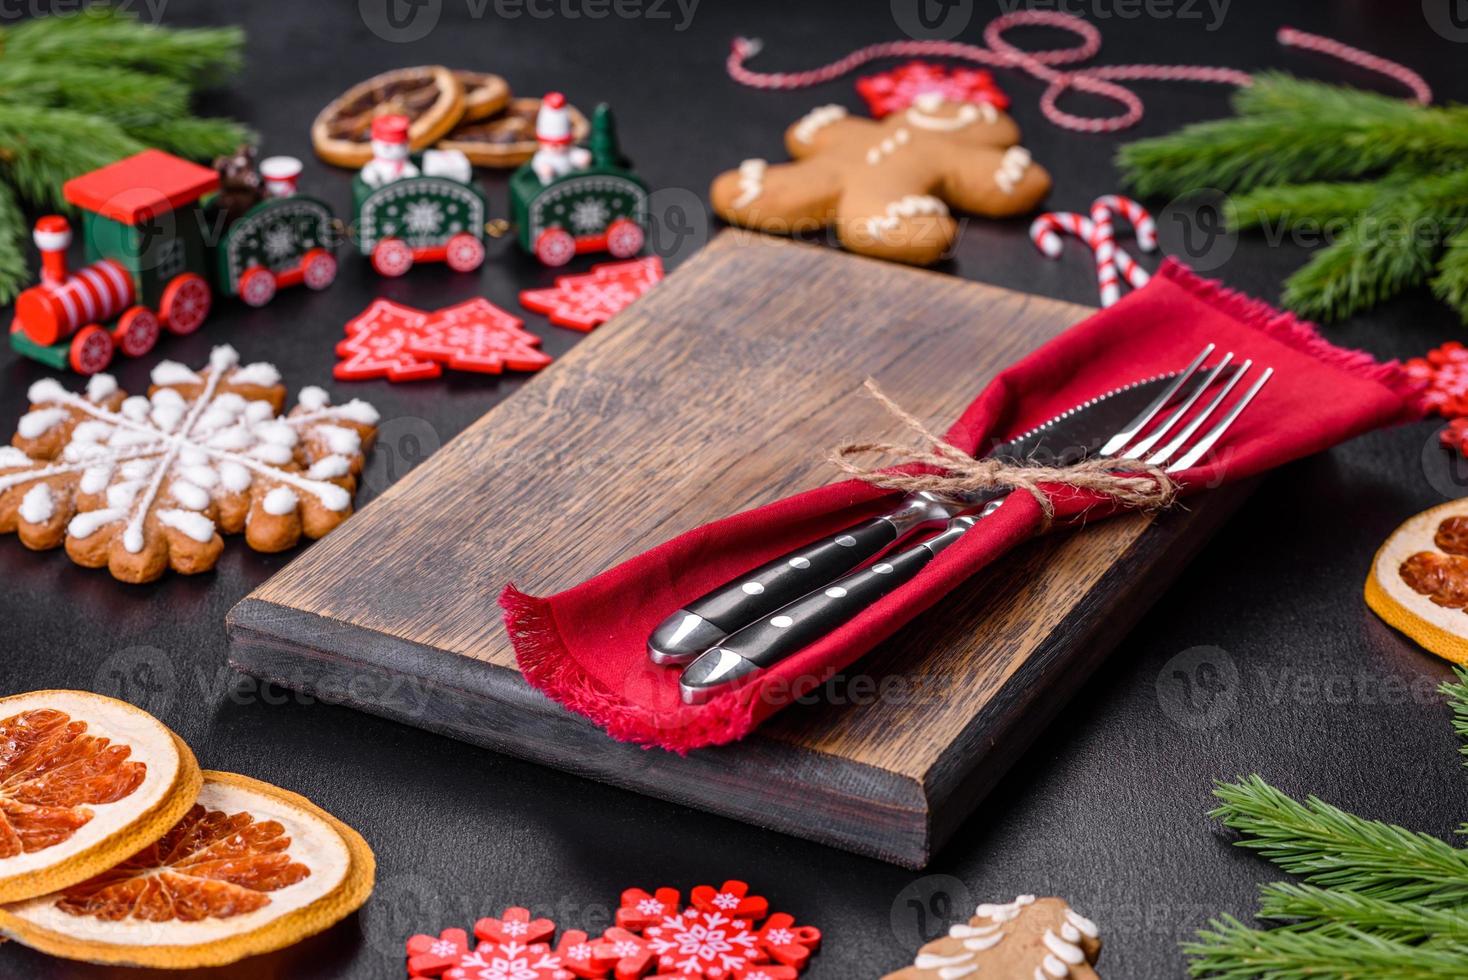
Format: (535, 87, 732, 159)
(677, 350, 1273, 704)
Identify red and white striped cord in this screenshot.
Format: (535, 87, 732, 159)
(727, 11, 1431, 134)
(1031, 196, 1154, 307)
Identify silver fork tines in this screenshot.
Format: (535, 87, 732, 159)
(1102, 345, 1270, 474)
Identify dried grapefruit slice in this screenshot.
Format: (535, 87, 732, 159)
(0, 771, 375, 968)
(0, 691, 200, 904)
(312, 65, 465, 168)
(1367, 498, 1468, 665)
(438, 96, 589, 168)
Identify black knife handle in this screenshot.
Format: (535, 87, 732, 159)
(687, 517, 898, 630)
(719, 519, 975, 670)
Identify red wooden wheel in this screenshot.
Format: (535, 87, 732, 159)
(159, 273, 212, 335)
(372, 238, 414, 277)
(68, 325, 114, 374)
(605, 217, 645, 258)
(444, 233, 486, 273)
(112, 306, 160, 358)
(534, 227, 576, 267)
(239, 266, 278, 308)
(302, 248, 338, 290)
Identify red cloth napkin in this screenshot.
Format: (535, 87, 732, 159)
(501, 260, 1426, 752)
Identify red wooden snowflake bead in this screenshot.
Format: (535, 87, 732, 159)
(556, 928, 618, 979)
(754, 913, 820, 969)
(596, 926, 658, 979)
(475, 907, 559, 947)
(691, 881, 769, 921)
(728, 964, 798, 980)
(447, 940, 572, 980)
(617, 887, 683, 933)
(406, 926, 470, 976)
(644, 908, 765, 978)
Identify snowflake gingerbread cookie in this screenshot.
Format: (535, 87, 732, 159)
(0, 345, 379, 583)
(709, 95, 1050, 265)
(881, 895, 1102, 980)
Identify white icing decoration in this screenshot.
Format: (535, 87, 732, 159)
(335, 399, 379, 426)
(71, 421, 112, 444)
(68, 508, 124, 539)
(107, 480, 145, 509)
(962, 933, 1003, 951)
(179, 465, 219, 489)
(975, 895, 1035, 923)
(17, 408, 69, 440)
(120, 396, 151, 421)
(307, 455, 350, 480)
(150, 361, 202, 386)
(995, 146, 1033, 195)
(80, 465, 112, 494)
(156, 508, 216, 543)
(1065, 909, 1098, 939)
(230, 362, 281, 387)
(19, 483, 54, 524)
(85, 374, 118, 402)
(255, 421, 298, 447)
(906, 100, 981, 131)
(732, 158, 767, 208)
(913, 951, 977, 979)
(866, 127, 911, 166)
(0, 447, 32, 468)
(949, 923, 1002, 938)
(249, 443, 295, 465)
(27, 379, 68, 404)
(1061, 923, 1080, 943)
(1042, 954, 1067, 977)
(792, 104, 846, 143)
(859, 195, 950, 236)
(170, 480, 210, 511)
(210, 344, 240, 371)
(218, 461, 251, 493)
(262, 486, 298, 516)
(1042, 929, 1085, 965)
(297, 385, 330, 410)
(316, 424, 360, 455)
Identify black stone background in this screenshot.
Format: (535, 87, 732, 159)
(2, 1, 1466, 977)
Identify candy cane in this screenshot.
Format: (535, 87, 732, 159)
(1091, 194, 1156, 251)
(1031, 210, 1149, 307)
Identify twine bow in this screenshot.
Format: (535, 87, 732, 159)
(827, 380, 1178, 527)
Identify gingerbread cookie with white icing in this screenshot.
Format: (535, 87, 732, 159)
(710, 94, 1050, 265)
(0, 345, 379, 583)
(882, 895, 1101, 980)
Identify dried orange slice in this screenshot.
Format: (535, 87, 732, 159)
(1367, 498, 1468, 665)
(0, 691, 200, 904)
(0, 771, 375, 968)
(438, 96, 589, 168)
(454, 69, 511, 121)
(312, 65, 465, 167)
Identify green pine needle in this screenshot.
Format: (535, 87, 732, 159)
(1433, 229, 1468, 325)
(0, 181, 29, 304)
(0, 61, 189, 128)
(1256, 882, 1468, 944)
(0, 7, 244, 86)
(1231, 73, 1427, 125)
(127, 117, 254, 160)
(0, 105, 143, 210)
(1186, 915, 1468, 979)
(1226, 182, 1380, 233)
(1209, 775, 1468, 907)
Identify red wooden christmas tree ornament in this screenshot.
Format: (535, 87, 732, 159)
(335, 298, 441, 382)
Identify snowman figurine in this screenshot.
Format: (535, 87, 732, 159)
(530, 92, 591, 185)
(360, 114, 419, 188)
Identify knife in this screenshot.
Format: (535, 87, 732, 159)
(675, 370, 1187, 704)
(647, 374, 1174, 666)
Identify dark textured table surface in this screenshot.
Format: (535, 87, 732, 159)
(3, 1, 1466, 977)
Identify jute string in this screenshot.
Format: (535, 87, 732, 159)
(827, 380, 1178, 527)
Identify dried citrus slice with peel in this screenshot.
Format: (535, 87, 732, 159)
(1366, 498, 1468, 665)
(0, 691, 200, 904)
(312, 65, 466, 167)
(438, 96, 589, 168)
(454, 69, 511, 121)
(0, 771, 375, 968)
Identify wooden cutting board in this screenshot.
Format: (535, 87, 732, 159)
(226, 232, 1250, 868)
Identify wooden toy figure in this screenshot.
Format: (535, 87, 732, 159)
(509, 97, 649, 266)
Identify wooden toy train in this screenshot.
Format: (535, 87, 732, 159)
(10, 101, 648, 374)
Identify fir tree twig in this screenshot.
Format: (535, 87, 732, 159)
(0, 105, 143, 211)
(127, 117, 253, 160)
(0, 62, 189, 129)
(1209, 775, 1468, 907)
(0, 6, 244, 85)
(0, 181, 29, 304)
(1256, 882, 1468, 944)
(1186, 915, 1468, 979)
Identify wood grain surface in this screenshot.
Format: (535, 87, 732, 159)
(227, 232, 1251, 866)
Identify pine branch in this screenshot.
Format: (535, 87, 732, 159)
(1256, 882, 1468, 944)
(1226, 181, 1380, 232)
(127, 117, 253, 160)
(0, 105, 143, 210)
(1209, 775, 1468, 907)
(1232, 73, 1427, 125)
(1281, 206, 1441, 322)
(0, 180, 30, 304)
(0, 6, 245, 86)
(1434, 231, 1468, 325)
(0, 62, 189, 129)
(1186, 915, 1468, 979)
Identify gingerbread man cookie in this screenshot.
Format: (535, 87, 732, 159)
(882, 895, 1101, 980)
(710, 94, 1050, 265)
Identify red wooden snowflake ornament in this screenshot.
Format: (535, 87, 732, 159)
(407, 927, 471, 976)
(596, 927, 658, 980)
(691, 881, 768, 921)
(519, 256, 664, 332)
(855, 60, 1010, 118)
(754, 914, 820, 970)
(406, 298, 553, 375)
(618, 888, 683, 932)
(335, 299, 442, 382)
(643, 908, 766, 978)
(476, 907, 559, 947)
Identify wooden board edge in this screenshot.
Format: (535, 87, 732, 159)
(224, 598, 936, 867)
(922, 478, 1260, 857)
